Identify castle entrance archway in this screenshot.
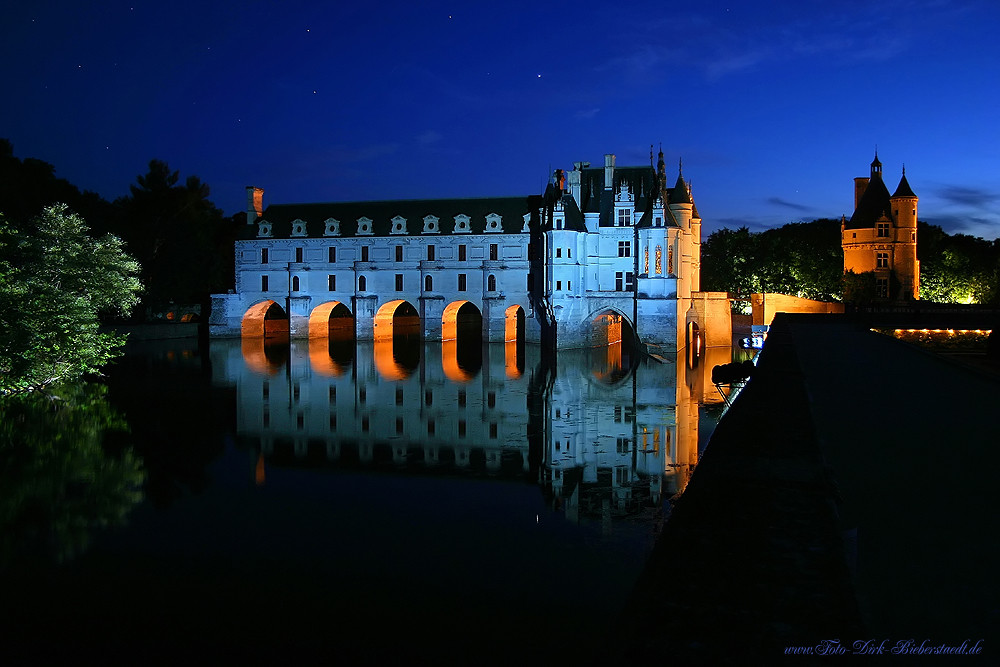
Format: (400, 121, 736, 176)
(588, 309, 637, 384)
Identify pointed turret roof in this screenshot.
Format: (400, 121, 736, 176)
(891, 166, 916, 198)
(671, 160, 691, 204)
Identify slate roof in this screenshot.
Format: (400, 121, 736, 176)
(846, 175, 894, 229)
(240, 196, 532, 240)
(846, 168, 917, 230)
(570, 164, 696, 229)
(892, 171, 916, 198)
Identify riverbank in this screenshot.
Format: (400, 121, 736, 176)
(612, 313, 999, 664)
(101, 322, 200, 342)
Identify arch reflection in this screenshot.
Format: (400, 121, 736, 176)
(214, 330, 736, 528)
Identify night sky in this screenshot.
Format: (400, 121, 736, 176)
(3, 1, 999, 239)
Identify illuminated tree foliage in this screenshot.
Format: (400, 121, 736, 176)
(918, 222, 1000, 305)
(0, 205, 142, 395)
(703, 219, 1000, 305)
(701, 219, 843, 302)
(0, 383, 144, 566)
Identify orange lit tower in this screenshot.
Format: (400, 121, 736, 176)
(841, 151, 919, 300)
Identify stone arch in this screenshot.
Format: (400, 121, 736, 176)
(503, 305, 526, 378)
(587, 308, 637, 385)
(241, 300, 288, 338)
(308, 301, 355, 339)
(441, 300, 483, 342)
(686, 320, 703, 369)
(374, 299, 420, 340)
(504, 305, 525, 342)
(584, 308, 635, 348)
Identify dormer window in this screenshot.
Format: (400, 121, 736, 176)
(555, 216, 564, 230)
(290, 219, 307, 237)
(877, 222, 890, 237)
(422, 215, 440, 234)
(357, 217, 373, 235)
(390, 215, 407, 235)
(521, 213, 531, 233)
(454, 214, 471, 234)
(485, 213, 502, 233)
(323, 218, 341, 236)
(257, 220, 272, 237)
(617, 208, 632, 226)
(615, 182, 634, 202)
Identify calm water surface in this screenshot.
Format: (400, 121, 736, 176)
(2, 335, 739, 664)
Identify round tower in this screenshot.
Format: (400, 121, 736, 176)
(890, 166, 917, 230)
(890, 166, 919, 299)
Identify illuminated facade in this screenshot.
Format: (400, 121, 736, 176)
(841, 152, 919, 300)
(209, 150, 705, 349)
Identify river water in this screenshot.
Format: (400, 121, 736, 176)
(2, 335, 743, 664)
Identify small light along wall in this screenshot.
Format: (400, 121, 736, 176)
(885, 328, 992, 351)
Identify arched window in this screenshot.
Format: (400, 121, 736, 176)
(487, 274, 497, 291)
(358, 275, 367, 292)
(425, 275, 433, 292)
(291, 276, 300, 291)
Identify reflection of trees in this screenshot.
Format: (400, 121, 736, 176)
(0, 384, 144, 566)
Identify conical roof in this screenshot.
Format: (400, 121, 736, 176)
(892, 168, 916, 198)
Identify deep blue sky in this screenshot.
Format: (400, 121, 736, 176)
(3, 0, 999, 238)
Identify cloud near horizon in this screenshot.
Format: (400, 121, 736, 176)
(766, 197, 814, 213)
(936, 185, 999, 209)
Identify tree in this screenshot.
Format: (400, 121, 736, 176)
(0, 205, 142, 395)
(918, 222, 1000, 304)
(113, 159, 236, 310)
(842, 270, 877, 304)
(701, 219, 844, 303)
(0, 139, 115, 232)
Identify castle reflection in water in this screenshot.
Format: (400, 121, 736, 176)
(211, 334, 738, 523)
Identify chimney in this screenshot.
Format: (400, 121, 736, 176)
(569, 163, 584, 208)
(246, 186, 264, 224)
(853, 177, 869, 210)
(604, 154, 615, 190)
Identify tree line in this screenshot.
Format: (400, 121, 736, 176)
(701, 218, 1000, 305)
(0, 139, 242, 393)
(0, 139, 242, 315)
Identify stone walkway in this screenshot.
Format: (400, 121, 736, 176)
(609, 313, 999, 664)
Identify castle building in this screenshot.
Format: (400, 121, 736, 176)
(841, 152, 919, 300)
(209, 150, 708, 350)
